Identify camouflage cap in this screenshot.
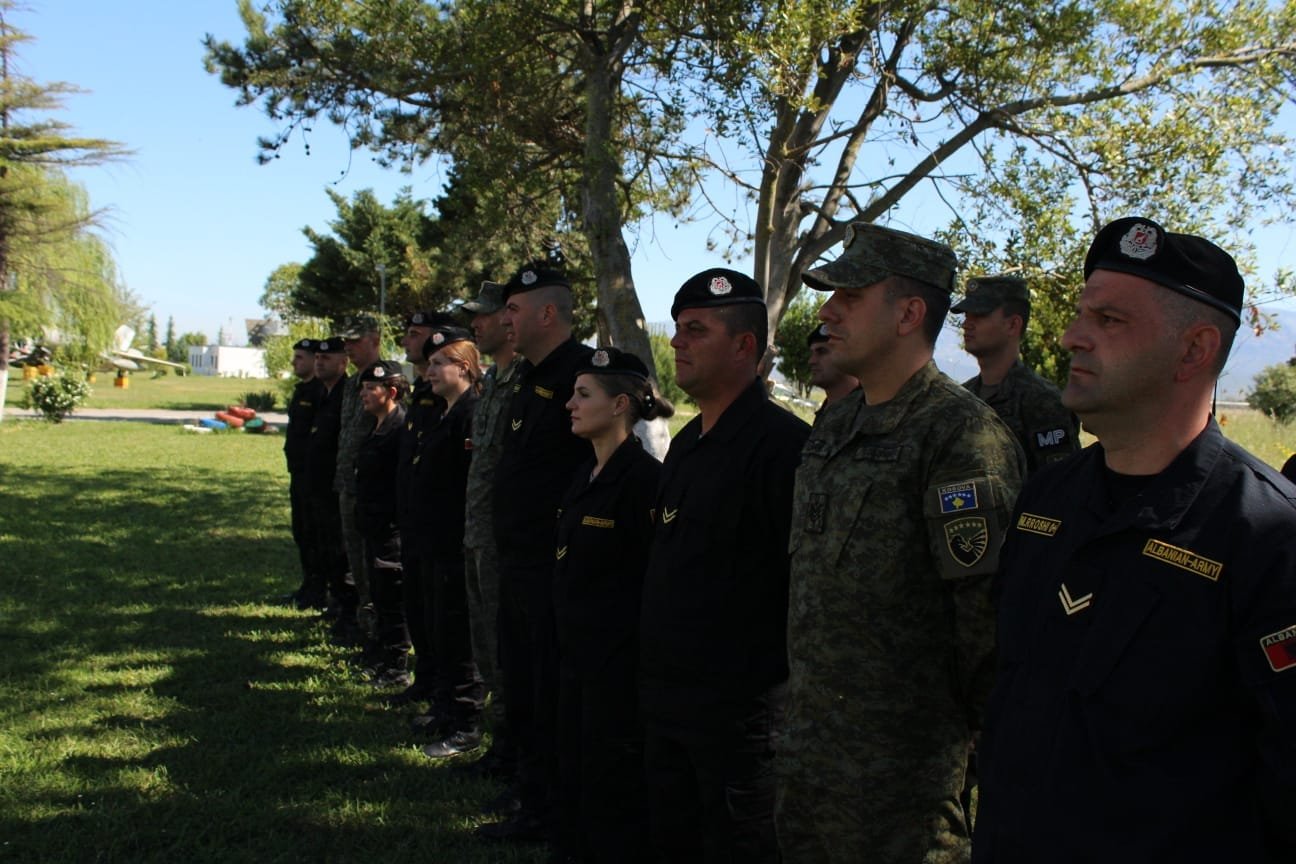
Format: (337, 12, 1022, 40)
(338, 314, 380, 339)
(314, 337, 347, 354)
(951, 275, 1030, 315)
(462, 281, 506, 314)
(1083, 216, 1243, 325)
(803, 222, 958, 294)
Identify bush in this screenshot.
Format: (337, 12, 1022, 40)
(22, 373, 92, 422)
(1248, 362, 1296, 422)
(241, 390, 278, 412)
(772, 294, 822, 397)
(649, 330, 687, 407)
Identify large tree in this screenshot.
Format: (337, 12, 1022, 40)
(693, 0, 1296, 377)
(0, 4, 127, 420)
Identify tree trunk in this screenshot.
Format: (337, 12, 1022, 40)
(578, 28, 654, 372)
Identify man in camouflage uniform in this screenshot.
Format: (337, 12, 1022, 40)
(953, 275, 1078, 473)
(457, 281, 520, 776)
(776, 223, 1026, 863)
(334, 315, 380, 644)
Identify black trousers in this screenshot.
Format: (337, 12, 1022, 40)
(308, 489, 356, 615)
(425, 553, 484, 728)
(288, 471, 321, 597)
(498, 563, 559, 816)
(642, 687, 784, 864)
(363, 528, 409, 666)
(556, 642, 650, 863)
(400, 534, 434, 684)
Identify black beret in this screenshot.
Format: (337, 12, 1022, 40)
(358, 359, 406, 385)
(576, 346, 651, 380)
(670, 268, 765, 320)
(292, 338, 319, 352)
(314, 337, 346, 354)
(806, 323, 831, 347)
(1083, 217, 1243, 325)
(501, 263, 571, 301)
(403, 310, 456, 330)
(421, 325, 475, 361)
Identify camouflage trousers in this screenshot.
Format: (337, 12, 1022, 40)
(337, 490, 369, 610)
(464, 543, 503, 728)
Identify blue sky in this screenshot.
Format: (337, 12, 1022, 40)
(14, 1, 1296, 394)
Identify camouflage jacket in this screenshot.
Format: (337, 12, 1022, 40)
(780, 361, 1025, 858)
(463, 356, 522, 549)
(964, 360, 1078, 474)
(333, 370, 376, 496)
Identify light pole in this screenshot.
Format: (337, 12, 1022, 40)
(375, 263, 387, 320)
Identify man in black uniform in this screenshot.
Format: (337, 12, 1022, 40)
(952, 274, 1078, 472)
(304, 338, 359, 629)
(283, 337, 325, 609)
(640, 268, 810, 863)
(392, 311, 452, 707)
(805, 323, 859, 412)
(974, 217, 1296, 863)
(478, 263, 594, 842)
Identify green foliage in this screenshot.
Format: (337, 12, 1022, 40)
(240, 390, 277, 412)
(1248, 362, 1296, 422)
(648, 329, 686, 407)
(167, 331, 208, 365)
(21, 371, 90, 421)
(772, 294, 821, 397)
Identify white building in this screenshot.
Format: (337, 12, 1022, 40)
(188, 345, 268, 378)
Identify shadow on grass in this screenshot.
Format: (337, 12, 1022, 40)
(0, 466, 540, 863)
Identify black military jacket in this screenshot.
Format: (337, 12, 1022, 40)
(396, 377, 444, 529)
(304, 376, 346, 496)
(354, 403, 406, 540)
(492, 338, 594, 570)
(640, 377, 810, 729)
(411, 391, 477, 556)
(975, 420, 1296, 863)
(284, 377, 323, 475)
(553, 435, 660, 676)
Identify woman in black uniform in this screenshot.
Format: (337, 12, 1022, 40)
(553, 347, 674, 863)
(354, 359, 411, 685)
(415, 326, 488, 758)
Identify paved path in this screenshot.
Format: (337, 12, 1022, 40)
(2, 406, 289, 426)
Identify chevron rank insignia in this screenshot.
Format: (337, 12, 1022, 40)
(661, 507, 678, 524)
(1058, 583, 1094, 616)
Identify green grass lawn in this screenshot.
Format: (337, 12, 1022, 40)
(0, 421, 542, 864)
(5, 373, 283, 412)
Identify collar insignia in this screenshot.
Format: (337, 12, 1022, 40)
(1058, 583, 1094, 616)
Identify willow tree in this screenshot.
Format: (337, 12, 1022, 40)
(0, 4, 127, 420)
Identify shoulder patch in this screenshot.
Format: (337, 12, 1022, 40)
(1261, 625, 1296, 672)
(944, 516, 988, 566)
(1032, 427, 1070, 450)
(1141, 539, 1223, 582)
(1017, 512, 1061, 536)
(938, 481, 979, 513)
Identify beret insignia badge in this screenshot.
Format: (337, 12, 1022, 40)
(412, 313, 425, 324)
(592, 349, 610, 367)
(373, 367, 386, 378)
(432, 332, 445, 346)
(521, 270, 538, 286)
(709, 276, 733, 296)
(1118, 223, 1159, 260)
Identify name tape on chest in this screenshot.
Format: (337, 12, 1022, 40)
(1017, 512, 1062, 537)
(581, 515, 615, 529)
(1261, 625, 1296, 672)
(938, 482, 979, 514)
(1141, 539, 1223, 582)
(534, 385, 554, 399)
